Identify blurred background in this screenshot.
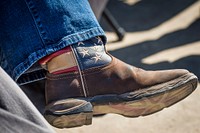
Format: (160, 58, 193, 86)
(56, 0, 200, 132)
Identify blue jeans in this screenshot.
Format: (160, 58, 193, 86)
(0, 0, 105, 82)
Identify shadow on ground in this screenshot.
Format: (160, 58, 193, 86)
(102, 0, 200, 80)
(102, 0, 197, 32)
(109, 18, 200, 81)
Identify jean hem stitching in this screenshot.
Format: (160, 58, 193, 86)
(13, 27, 105, 81)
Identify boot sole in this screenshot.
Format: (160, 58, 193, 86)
(91, 73, 198, 117)
(45, 112, 93, 128)
(45, 73, 198, 128)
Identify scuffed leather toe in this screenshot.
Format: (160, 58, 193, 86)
(133, 68, 190, 87)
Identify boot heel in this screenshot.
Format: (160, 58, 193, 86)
(44, 99, 93, 128)
(84, 112, 93, 125)
(45, 112, 93, 128)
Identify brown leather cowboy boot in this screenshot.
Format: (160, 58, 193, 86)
(41, 37, 198, 128)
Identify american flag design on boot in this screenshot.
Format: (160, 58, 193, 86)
(39, 36, 112, 74)
(71, 36, 112, 71)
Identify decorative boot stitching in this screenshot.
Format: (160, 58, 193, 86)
(70, 45, 87, 97)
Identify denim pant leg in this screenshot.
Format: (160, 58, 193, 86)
(0, 0, 105, 81)
(0, 67, 55, 133)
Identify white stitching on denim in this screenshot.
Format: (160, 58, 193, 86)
(24, 0, 47, 45)
(13, 27, 104, 81)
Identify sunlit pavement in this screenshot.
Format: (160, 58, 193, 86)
(55, 1, 200, 133)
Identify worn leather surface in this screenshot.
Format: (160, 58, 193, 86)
(83, 57, 188, 96)
(46, 55, 189, 104)
(46, 71, 85, 104)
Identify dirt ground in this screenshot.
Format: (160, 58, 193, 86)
(55, 0, 200, 133)
(56, 85, 200, 133)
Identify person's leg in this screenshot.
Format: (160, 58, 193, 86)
(0, 0, 104, 81)
(0, 0, 103, 128)
(0, 67, 55, 133)
(0, 0, 198, 129)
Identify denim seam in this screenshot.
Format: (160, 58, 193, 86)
(45, 27, 106, 50)
(13, 27, 105, 81)
(24, 0, 48, 46)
